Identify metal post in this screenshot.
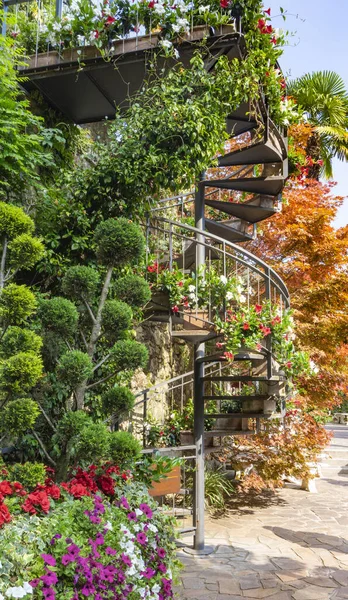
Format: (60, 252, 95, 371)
(265, 267, 272, 379)
(55, 0, 62, 19)
(193, 176, 205, 552)
(2, 2, 9, 36)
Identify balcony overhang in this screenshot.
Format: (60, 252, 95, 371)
(19, 27, 243, 124)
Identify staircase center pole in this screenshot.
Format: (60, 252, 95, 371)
(193, 175, 205, 552)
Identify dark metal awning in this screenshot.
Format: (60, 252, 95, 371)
(19, 27, 243, 124)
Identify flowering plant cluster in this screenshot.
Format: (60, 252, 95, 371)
(150, 264, 247, 316)
(0, 480, 179, 600)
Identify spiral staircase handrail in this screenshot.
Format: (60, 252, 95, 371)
(147, 216, 290, 305)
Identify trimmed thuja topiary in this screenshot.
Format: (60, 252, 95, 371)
(114, 274, 151, 308)
(94, 218, 145, 267)
(101, 386, 135, 416)
(109, 431, 142, 467)
(57, 351, 94, 387)
(1, 398, 40, 437)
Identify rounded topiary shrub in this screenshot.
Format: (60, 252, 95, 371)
(0, 284, 37, 325)
(1, 326, 42, 358)
(76, 423, 110, 464)
(102, 300, 133, 340)
(8, 233, 44, 270)
(0, 352, 43, 393)
(2, 398, 40, 437)
(62, 266, 100, 301)
(53, 410, 91, 451)
(111, 339, 148, 372)
(109, 430, 142, 466)
(39, 297, 78, 338)
(8, 461, 46, 490)
(114, 274, 151, 308)
(57, 351, 93, 387)
(94, 218, 145, 267)
(0, 201, 34, 238)
(102, 386, 135, 416)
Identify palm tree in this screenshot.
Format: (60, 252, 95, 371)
(288, 71, 348, 178)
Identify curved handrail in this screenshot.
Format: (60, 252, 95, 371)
(147, 216, 290, 305)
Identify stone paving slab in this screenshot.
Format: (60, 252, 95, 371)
(175, 425, 348, 600)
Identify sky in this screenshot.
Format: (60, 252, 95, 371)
(268, 0, 348, 228)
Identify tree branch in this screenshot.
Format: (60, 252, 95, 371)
(31, 430, 56, 465)
(80, 330, 89, 351)
(92, 352, 112, 373)
(0, 236, 8, 291)
(86, 370, 117, 390)
(82, 297, 97, 325)
(36, 400, 57, 432)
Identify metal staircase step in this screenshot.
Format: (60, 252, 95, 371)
(171, 330, 217, 344)
(205, 197, 277, 223)
(203, 176, 284, 196)
(218, 139, 283, 167)
(203, 394, 271, 401)
(197, 350, 265, 364)
(204, 412, 270, 419)
(173, 242, 220, 269)
(205, 429, 254, 439)
(226, 102, 258, 137)
(205, 219, 253, 243)
(202, 375, 286, 382)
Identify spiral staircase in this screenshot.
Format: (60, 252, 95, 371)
(140, 91, 289, 551)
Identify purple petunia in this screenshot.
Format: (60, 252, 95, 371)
(136, 532, 147, 546)
(120, 553, 132, 567)
(61, 554, 75, 565)
(95, 533, 104, 546)
(142, 567, 156, 579)
(120, 496, 130, 510)
(42, 588, 56, 600)
(127, 511, 137, 522)
(105, 546, 117, 555)
(158, 562, 167, 573)
(41, 553, 57, 567)
(161, 578, 172, 594)
(41, 571, 58, 586)
(139, 503, 153, 519)
(67, 544, 80, 557)
(29, 579, 40, 588)
(157, 547, 166, 559)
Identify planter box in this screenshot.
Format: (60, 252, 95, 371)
(148, 466, 181, 497)
(180, 431, 194, 445)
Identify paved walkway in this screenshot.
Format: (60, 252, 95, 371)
(175, 424, 348, 600)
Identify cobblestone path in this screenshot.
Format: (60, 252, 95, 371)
(175, 424, 348, 600)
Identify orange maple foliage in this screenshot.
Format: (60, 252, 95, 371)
(247, 174, 348, 410)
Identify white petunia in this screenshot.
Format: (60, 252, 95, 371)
(147, 523, 158, 533)
(220, 275, 227, 285)
(173, 48, 180, 59)
(225, 291, 234, 301)
(135, 508, 142, 517)
(198, 4, 210, 12)
(159, 39, 173, 48)
(6, 588, 27, 599)
(152, 584, 161, 594)
(154, 3, 165, 14)
(104, 520, 113, 530)
(0, 594, 4, 600)
(239, 294, 247, 303)
(22, 585, 32, 596)
(188, 284, 196, 292)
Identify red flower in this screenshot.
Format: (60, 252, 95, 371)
(171, 305, 179, 313)
(242, 322, 250, 331)
(178, 281, 183, 287)
(223, 351, 234, 361)
(280, 79, 286, 89)
(271, 316, 281, 325)
(45, 485, 61, 500)
(255, 304, 262, 314)
(105, 15, 116, 25)
(264, 7, 271, 15)
(0, 503, 11, 527)
(220, 0, 229, 7)
(257, 18, 266, 31)
(271, 36, 277, 45)
(317, 159, 324, 167)
(148, 0, 155, 7)
(147, 261, 158, 273)
(265, 24, 273, 34)
(261, 326, 271, 336)
(97, 475, 115, 496)
(22, 491, 50, 514)
(69, 483, 90, 499)
(286, 361, 293, 369)
(0, 481, 12, 496)
(215, 342, 223, 349)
